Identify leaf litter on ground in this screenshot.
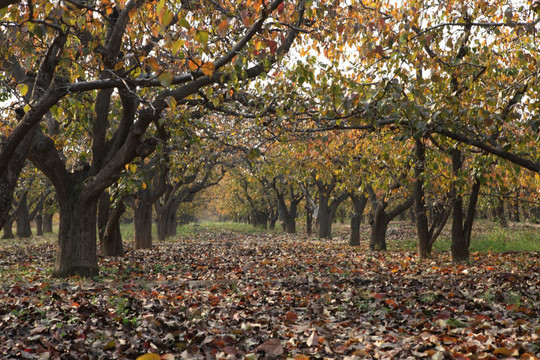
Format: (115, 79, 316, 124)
(0, 230, 539, 359)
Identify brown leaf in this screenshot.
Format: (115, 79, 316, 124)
(254, 339, 283, 357)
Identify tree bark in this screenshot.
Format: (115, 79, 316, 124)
(414, 138, 431, 258)
(450, 149, 481, 264)
(16, 192, 32, 238)
(54, 193, 99, 277)
(2, 218, 14, 239)
(98, 193, 124, 256)
(35, 213, 43, 236)
(43, 212, 53, 233)
(305, 203, 312, 235)
(134, 191, 153, 249)
(349, 193, 367, 246)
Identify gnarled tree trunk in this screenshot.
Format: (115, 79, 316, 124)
(16, 192, 32, 238)
(349, 193, 367, 246)
(54, 191, 99, 277)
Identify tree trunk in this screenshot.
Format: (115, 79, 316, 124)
(450, 149, 481, 264)
(370, 204, 388, 251)
(43, 212, 53, 233)
(305, 203, 312, 235)
(134, 193, 153, 249)
(349, 193, 367, 246)
(53, 193, 99, 277)
(16, 193, 32, 238)
(496, 195, 508, 228)
(98, 193, 124, 256)
(414, 138, 431, 259)
(284, 201, 298, 233)
(35, 213, 43, 236)
(2, 218, 14, 239)
(318, 194, 332, 238)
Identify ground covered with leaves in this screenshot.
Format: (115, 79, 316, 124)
(1, 229, 539, 359)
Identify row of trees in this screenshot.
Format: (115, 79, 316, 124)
(1, 0, 539, 277)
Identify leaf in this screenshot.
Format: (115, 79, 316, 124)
(293, 355, 310, 360)
(17, 83, 28, 97)
(285, 311, 298, 322)
(178, 17, 190, 28)
(160, 354, 175, 360)
(306, 330, 319, 347)
(254, 339, 283, 356)
(146, 58, 160, 72)
(195, 30, 209, 46)
(200, 62, 215, 76)
(217, 20, 229, 38)
(161, 10, 173, 27)
(158, 71, 174, 87)
(136, 354, 161, 360)
(493, 347, 519, 357)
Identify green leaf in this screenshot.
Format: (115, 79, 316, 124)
(178, 18, 190, 29)
(195, 31, 209, 46)
(159, 71, 174, 87)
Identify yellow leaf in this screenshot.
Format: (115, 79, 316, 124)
(17, 83, 28, 97)
(114, 61, 124, 71)
(200, 62, 215, 76)
(161, 9, 173, 27)
(142, 182, 147, 189)
(136, 354, 161, 360)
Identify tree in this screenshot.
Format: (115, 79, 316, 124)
(1, 0, 309, 277)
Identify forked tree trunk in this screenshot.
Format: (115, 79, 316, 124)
(450, 149, 481, 264)
(43, 212, 53, 233)
(54, 193, 99, 277)
(98, 193, 124, 256)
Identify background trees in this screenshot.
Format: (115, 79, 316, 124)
(1, 0, 538, 277)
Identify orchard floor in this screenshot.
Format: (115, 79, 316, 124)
(0, 223, 539, 359)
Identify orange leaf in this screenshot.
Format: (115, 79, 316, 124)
(217, 20, 229, 37)
(200, 62, 215, 76)
(146, 57, 160, 72)
(293, 355, 310, 360)
(188, 58, 200, 71)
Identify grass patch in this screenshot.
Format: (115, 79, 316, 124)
(176, 221, 277, 236)
(397, 221, 540, 253)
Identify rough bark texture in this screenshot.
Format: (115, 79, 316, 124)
(35, 213, 43, 236)
(16, 192, 32, 238)
(349, 193, 367, 246)
(2, 218, 14, 239)
(134, 192, 153, 249)
(98, 193, 124, 257)
(53, 194, 99, 277)
(43, 212, 53, 233)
